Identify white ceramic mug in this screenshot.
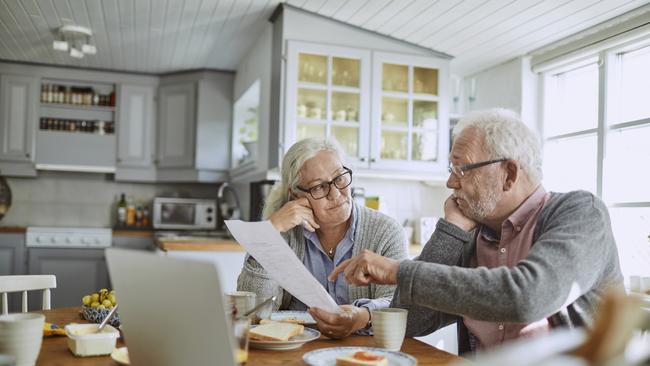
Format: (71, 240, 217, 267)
(226, 291, 256, 318)
(371, 308, 408, 351)
(0, 313, 45, 366)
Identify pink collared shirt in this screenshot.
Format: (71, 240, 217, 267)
(463, 186, 551, 349)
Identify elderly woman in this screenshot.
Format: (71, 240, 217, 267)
(237, 138, 407, 338)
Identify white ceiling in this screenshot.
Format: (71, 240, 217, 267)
(0, 0, 648, 76)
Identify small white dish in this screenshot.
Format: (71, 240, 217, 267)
(111, 346, 130, 365)
(249, 327, 320, 350)
(303, 346, 417, 366)
(65, 323, 119, 357)
(269, 311, 316, 325)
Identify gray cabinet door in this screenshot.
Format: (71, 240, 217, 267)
(0, 74, 37, 176)
(0, 233, 26, 312)
(157, 82, 196, 168)
(28, 248, 109, 309)
(116, 84, 156, 181)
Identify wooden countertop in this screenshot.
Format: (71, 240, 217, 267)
(156, 236, 244, 252)
(0, 226, 26, 233)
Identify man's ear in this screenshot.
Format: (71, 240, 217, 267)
(503, 160, 519, 192)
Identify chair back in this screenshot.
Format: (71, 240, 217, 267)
(0, 275, 57, 314)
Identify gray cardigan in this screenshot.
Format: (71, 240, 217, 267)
(237, 202, 408, 310)
(392, 190, 623, 353)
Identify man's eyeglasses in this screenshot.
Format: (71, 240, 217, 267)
(448, 158, 508, 177)
(296, 167, 353, 200)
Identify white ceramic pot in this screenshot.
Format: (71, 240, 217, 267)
(0, 313, 45, 366)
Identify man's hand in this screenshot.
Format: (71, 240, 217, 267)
(444, 195, 477, 231)
(328, 250, 400, 286)
(308, 305, 369, 339)
(269, 197, 320, 232)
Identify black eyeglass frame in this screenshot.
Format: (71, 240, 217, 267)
(448, 158, 508, 177)
(295, 166, 353, 200)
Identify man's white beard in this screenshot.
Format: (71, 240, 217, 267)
(455, 185, 499, 221)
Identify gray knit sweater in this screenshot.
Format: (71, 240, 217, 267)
(392, 190, 623, 353)
(237, 202, 408, 310)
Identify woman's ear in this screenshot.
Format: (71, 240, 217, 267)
(503, 160, 519, 191)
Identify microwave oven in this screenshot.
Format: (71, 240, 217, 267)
(152, 197, 216, 230)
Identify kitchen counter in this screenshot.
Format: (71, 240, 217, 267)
(0, 226, 26, 233)
(156, 236, 243, 252)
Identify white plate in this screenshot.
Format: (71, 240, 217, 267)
(111, 347, 130, 365)
(303, 347, 417, 366)
(249, 327, 320, 350)
(269, 311, 316, 325)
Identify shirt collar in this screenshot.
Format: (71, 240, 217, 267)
(478, 185, 547, 242)
(506, 185, 547, 230)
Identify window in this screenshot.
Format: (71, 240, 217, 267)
(541, 39, 650, 279)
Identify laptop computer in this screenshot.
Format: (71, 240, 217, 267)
(105, 248, 236, 366)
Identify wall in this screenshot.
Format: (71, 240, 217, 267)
(2, 171, 219, 227)
(462, 56, 539, 131)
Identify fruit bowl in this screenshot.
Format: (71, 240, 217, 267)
(81, 305, 120, 327)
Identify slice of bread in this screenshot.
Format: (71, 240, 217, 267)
(336, 351, 388, 366)
(249, 322, 304, 341)
(259, 317, 306, 325)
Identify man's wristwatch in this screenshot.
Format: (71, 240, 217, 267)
(362, 307, 372, 329)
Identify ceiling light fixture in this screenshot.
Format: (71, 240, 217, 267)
(52, 25, 97, 58)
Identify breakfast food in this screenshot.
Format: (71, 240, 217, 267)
(81, 288, 117, 310)
(249, 321, 304, 341)
(336, 351, 388, 366)
(259, 317, 305, 325)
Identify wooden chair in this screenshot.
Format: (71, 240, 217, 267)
(0, 275, 57, 315)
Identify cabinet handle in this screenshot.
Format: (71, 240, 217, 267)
(154, 159, 159, 165)
(25, 152, 30, 158)
(116, 158, 122, 163)
(359, 157, 366, 162)
(370, 158, 376, 163)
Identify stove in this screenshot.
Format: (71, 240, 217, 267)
(26, 227, 112, 248)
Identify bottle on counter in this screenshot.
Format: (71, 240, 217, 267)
(117, 193, 127, 227)
(135, 204, 143, 227)
(142, 205, 150, 228)
(126, 197, 136, 227)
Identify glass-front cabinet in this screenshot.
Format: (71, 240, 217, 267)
(285, 42, 449, 176)
(286, 42, 371, 168)
(371, 52, 448, 173)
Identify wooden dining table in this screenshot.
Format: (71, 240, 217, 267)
(36, 307, 462, 366)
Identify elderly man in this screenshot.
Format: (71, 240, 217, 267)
(329, 108, 623, 352)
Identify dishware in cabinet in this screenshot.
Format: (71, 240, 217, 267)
(285, 41, 371, 169)
(371, 52, 450, 175)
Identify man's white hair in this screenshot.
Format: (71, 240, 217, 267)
(453, 108, 542, 185)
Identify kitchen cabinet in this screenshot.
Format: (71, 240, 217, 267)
(0, 233, 26, 312)
(157, 82, 196, 168)
(115, 84, 157, 181)
(285, 42, 371, 169)
(284, 42, 449, 175)
(27, 248, 110, 309)
(112, 236, 154, 251)
(0, 74, 38, 177)
(370, 52, 449, 174)
(156, 71, 233, 182)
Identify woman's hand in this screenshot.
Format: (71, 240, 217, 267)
(329, 250, 400, 286)
(269, 197, 320, 233)
(308, 305, 370, 339)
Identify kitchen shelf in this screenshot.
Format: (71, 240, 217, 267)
(40, 103, 115, 112)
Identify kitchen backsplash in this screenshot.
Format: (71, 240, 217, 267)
(2, 171, 220, 227)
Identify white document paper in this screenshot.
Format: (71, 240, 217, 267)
(225, 220, 340, 313)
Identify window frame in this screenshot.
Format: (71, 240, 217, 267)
(539, 36, 650, 208)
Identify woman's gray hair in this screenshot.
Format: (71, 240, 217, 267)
(453, 108, 543, 185)
(262, 138, 347, 219)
